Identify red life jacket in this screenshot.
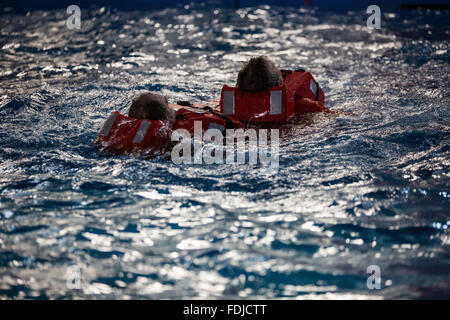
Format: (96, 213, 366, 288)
(95, 105, 243, 159)
(172, 105, 244, 133)
(219, 69, 326, 123)
(94, 111, 172, 159)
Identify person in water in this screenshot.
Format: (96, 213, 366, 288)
(237, 55, 331, 113)
(93, 90, 240, 159)
(236, 56, 283, 92)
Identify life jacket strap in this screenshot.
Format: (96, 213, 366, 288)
(176, 113, 186, 120)
(280, 69, 292, 79)
(214, 112, 235, 130)
(176, 100, 192, 107)
(280, 68, 306, 76)
(202, 106, 235, 129)
(176, 104, 237, 130)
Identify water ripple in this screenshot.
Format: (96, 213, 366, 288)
(0, 5, 449, 299)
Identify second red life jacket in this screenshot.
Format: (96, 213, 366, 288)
(219, 69, 329, 123)
(94, 105, 244, 159)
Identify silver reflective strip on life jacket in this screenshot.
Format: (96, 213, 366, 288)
(208, 121, 225, 133)
(223, 91, 234, 115)
(132, 120, 151, 144)
(99, 113, 118, 136)
(270, 90, 282, 115)
(310, 79, 317, 96)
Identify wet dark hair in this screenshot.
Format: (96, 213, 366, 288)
(128, 92, 175, 123)
(236, 56, 283, 92)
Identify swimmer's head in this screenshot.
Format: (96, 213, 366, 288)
(236, 56, 283, 93)
(128, 92, 176, 124)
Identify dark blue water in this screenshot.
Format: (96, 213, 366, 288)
(0, 4, 449, 299)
